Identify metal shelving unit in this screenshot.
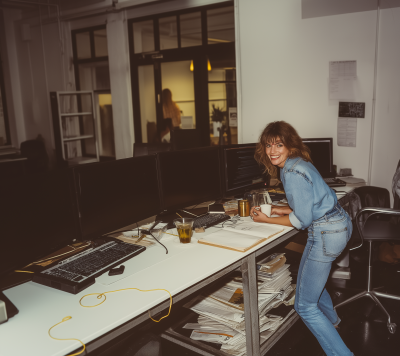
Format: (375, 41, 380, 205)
(79, 228, 300, 356)
(50, 91, 100, 166)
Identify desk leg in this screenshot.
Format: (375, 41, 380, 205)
(241, 253, 260, 356)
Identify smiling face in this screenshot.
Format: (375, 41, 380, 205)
(265, 138, 290, 168)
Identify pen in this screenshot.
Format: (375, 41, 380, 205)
(179, 209, 199, 217)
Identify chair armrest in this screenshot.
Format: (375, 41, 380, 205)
(356, 207, 400, 217)
(352, 207, 400, 250)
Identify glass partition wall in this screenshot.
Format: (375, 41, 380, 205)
(129, 3, 237, 146)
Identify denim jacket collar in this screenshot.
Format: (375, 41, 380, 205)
(282, 156, 302, 173)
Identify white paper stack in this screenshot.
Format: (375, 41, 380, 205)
(184, 253, 297, 356)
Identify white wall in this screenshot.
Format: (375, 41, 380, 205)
(106, 11, 135, 158)
(371, 7, 400, 198)
(236, 0, 400, 201)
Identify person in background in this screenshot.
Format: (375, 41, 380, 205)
(250, 121, 354, 356)
(159, 118, 173, 143)
(162, 88, 181, 128)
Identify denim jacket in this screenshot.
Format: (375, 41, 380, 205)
(280, 157, 337, 230)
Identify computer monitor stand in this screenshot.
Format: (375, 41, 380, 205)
(156, 210, 176, 224)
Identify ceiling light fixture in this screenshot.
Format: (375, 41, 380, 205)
(189, 59, 212, 71)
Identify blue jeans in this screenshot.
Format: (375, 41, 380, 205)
(294, 204, 353, 356)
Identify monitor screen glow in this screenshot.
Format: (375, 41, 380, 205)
(222, 144, 267, 198)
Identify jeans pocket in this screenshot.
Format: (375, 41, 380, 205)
(321, 227, 348, 257)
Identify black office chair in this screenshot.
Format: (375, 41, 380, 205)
(334, 163, 400, 334)
(331, 191, 362, 278)
(20, 138, 49, 173)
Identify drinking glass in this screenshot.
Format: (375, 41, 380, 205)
(243, 191, 259, 209)
(173, 218, 194, 244)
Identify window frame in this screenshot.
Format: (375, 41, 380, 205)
(71, 25, 112, 158)
(71, 24, 109, 91)
(0, 52, 12, 146)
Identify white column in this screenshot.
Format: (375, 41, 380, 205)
(1, 9, 26, 146)
(106, 11, 135, 159)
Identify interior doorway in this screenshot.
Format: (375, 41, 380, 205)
(135, 59, 197, 144)
(129, 3, 236, 147)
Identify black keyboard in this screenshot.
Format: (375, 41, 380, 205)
(324, 177, 346, 187)
(193, 213, 230, 229)
(43, 241, 145, 281)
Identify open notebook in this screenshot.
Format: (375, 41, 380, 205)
(198, 221, 284, 252)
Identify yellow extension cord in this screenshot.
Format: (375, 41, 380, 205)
(48, 288, 173, 356)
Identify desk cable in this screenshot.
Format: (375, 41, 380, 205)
(49, 287, 173, 356)
(48, 317, 85, 356)
(213, 215, 240, 229)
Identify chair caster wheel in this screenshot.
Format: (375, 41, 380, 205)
(387, 322, 397, 334)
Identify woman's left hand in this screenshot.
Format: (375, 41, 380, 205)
(250, 206, 269, 223)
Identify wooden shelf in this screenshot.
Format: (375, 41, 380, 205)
(63, 135, 94, 142)
(58, 91, 93, 95)
(60, 112, 92, 117)
(51, 90, 99, 166)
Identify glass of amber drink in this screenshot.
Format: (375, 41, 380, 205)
(173, 218, 194, 244)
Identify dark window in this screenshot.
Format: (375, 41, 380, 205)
(0, 52, 11, 146)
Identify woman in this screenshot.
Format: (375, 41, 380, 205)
(162, 88, 181, 128)
(159, 118, 173, 143)
(250, 121, 354, 356)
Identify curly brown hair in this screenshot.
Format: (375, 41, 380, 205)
(254, 121, 312, 175)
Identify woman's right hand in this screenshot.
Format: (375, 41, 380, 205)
(250, 206, 269, 223)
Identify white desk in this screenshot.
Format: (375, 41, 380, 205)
(0, 225, 298, 356)
(1, 184, 365, 356)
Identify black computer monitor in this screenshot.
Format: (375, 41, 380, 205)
(72, 156, 162, 240)
(302, 138, 334, 178)
(0, 169, 80, 279)
(157, 147, 222, 211)
(221, 144, 268, 198)
(170, 129, 204, 151)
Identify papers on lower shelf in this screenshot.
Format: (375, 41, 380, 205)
(198, 221, 284, 252)
(183, 252, 296, 356)
(257, 253, 286, 274)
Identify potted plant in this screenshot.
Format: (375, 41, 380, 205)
(211, 105, 225, 137)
